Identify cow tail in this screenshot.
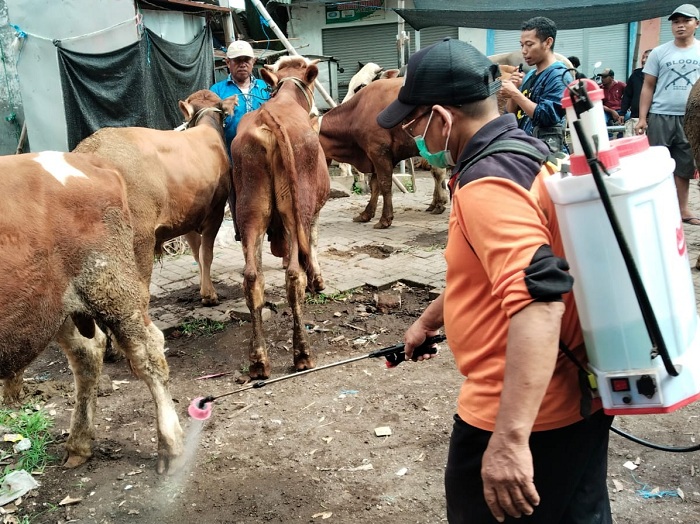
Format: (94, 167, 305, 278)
(260, 109, 310, 256)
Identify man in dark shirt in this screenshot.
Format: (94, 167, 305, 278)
(621, 49, 652, 137)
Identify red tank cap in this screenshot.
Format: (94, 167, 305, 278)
(611, 134, 649, 158)
(561, 79, 604, 109)
(569, 147, 621, 176)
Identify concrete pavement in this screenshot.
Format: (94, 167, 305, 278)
(148, 171, 700, 334)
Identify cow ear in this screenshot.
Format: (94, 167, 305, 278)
(304, 62, 319, 86)
(383, 69, 400, 79)
(260, 67, 278, 87)
(222, 95, 238, 116)
(179, 100, 195, 121)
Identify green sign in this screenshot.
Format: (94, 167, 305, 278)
(325, 0, 385, 24)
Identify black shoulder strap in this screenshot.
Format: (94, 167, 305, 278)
(457, 139, 552, 188)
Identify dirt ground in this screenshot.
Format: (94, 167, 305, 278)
(5, 283, 700, 524)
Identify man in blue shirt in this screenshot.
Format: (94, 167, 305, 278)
(210, 40, 270, 154)
(501, 17, 572, 153)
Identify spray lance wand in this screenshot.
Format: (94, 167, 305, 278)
(188, 334, 445, 421)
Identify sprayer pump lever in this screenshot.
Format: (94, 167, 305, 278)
(376, 335, 445, 367)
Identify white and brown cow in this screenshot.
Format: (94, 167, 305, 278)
(0, 152, 183, 474)
(232, 56, 329, 379)
(74, 90, 236, 310)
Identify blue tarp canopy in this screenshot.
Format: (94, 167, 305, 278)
(396, 0, 684, 30)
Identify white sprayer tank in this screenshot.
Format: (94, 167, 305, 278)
(545, 79, 700, 414)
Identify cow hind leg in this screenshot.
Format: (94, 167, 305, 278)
(242, 229, 271, 379)
(82, 240, 183, 474)
(354, 173, 380, 223)
(114, 320, 184, 474)
(286, 243, 315, 372)
(55, 316, 106, 468)
(306, 214, 325, 293)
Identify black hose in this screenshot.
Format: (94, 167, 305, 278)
(611, 425, 700, 452)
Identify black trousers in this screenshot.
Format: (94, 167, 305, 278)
(445, 410, 613, 524)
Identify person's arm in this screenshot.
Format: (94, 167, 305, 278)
(602, 103, 621, 123)
(635, 73, 657, 134)
(501, 71, 537, 117)
(403, 293, 443, 360)
(501, 83, 537, 118)
(481, 300, 565, 522)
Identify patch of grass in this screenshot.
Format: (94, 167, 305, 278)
(0, 404, 55, 476)
(179, 317, 226, 337)
(305, 288, 357, 305)
(351, 183, 363, 195)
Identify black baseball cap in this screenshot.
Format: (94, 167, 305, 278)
(377, 38, 501, 129)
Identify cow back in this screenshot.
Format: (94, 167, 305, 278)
(75, 125, 230, 233)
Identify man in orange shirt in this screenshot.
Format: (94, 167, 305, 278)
(377, 38, 612, 524)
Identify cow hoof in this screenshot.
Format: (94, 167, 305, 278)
(63, 452, 90, 469)
(294, 357, 315, 371)
(157, 451, 186, 475)
(373, 220, 391, 229)
(425, 204, 435, 212)
(248, 362, 271, 380)
(430, 205, 446, 215)
(307, 276, 325, 293)
(353, 213, 372, 223)
(201, 296, 219, 307)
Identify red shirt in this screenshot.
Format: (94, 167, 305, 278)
(603, 80, 626, 111)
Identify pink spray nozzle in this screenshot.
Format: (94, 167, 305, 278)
(188, 397, 213, 420)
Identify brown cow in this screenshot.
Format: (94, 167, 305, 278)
(232, 56, 329, 379)
(74, 90, 236, 309)
(319, 77, 449, 229)
(0, 151, 183, 474)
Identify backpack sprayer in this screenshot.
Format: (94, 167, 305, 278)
(188, 335, 445, 421)
(547, 78, 700, 423)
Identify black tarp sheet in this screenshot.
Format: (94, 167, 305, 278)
(57, 25, 213, 150)
(397, 0, 684, 30)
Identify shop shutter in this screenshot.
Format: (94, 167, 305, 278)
(416, 26, 459, 48)
(493, 25, 627, 79)
(323, 23, 415, 100)
(660, 20, 674, 46)
(586, 24, 630, 79)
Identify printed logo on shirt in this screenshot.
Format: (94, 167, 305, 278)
(516, 86, 531, 122)
(663, 60, 700, 90)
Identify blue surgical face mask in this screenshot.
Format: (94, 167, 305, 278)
(413, 110, 455, 169)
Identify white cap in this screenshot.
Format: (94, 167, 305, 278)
(226, 40, 255, 60)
